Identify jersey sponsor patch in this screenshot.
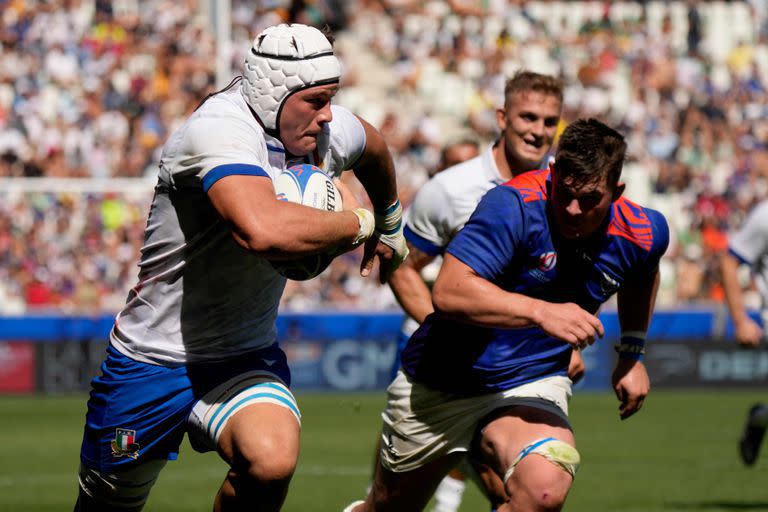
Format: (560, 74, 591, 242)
(111, 428, 140, 459)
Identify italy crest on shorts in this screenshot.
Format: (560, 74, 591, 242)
(111, 428, 140, 459)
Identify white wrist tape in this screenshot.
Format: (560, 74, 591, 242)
(352, 208, 375, 246)
(374, 199, 403, 235)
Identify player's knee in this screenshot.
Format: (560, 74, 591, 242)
(503, 438, 579, 510)
(235, 434, 298, 484)
(516, 471, 570, 511)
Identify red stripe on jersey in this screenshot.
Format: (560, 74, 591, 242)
(608, 197, 653, 251)
(505, 169, 549, 203)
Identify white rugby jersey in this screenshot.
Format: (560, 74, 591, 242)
(404, 144, 505, 257)
(399, 144, 505, 336)
(728, 199, 768, 326)
(111, 87, 366, 364)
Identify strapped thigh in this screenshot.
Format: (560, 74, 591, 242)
(503, 437, 580, 483)
(188, 370, 300, 452)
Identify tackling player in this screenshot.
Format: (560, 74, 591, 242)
(719, 199, 768, 466)
(73, 23, 408, 511)
(385, 71, 583, 512)
(347, 118, 669, 512)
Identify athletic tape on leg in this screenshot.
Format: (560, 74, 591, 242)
(190, 372, 300, 452)
(78, 460, 167, 510)
(503, 437, 580, 483)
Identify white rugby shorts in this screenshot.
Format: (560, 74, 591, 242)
(379, 371, 572, 472)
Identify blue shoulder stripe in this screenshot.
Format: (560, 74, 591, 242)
(404, 224, 444, 256)
(729, 246, 753, 267)
(202, 164, 269, 192)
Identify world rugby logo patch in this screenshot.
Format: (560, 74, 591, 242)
(538, 252, 557, 272)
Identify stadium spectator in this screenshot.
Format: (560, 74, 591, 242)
(3, 1, 768, 312)
(719, 199, 768, 466)
(73, 23, 407, 510)
(346, 118, 669, 512)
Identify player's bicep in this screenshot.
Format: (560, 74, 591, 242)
(432, 253, 488, 312)
(207, 174, 279, 246)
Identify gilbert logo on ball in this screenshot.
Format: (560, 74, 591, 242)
(272, 164, 343, 280)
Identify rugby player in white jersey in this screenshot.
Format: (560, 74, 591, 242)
(720, 199, 768, 466)
(73, 23, 407, 511)
(384, 71, 584, 512)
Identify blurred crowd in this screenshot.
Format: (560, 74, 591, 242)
(1, 0, 767, 313)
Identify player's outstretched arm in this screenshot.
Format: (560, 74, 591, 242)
(612, 269, 660, 420)
(388, 244, 437, 323)
(433, 254, 604, 348)
(720, 251, 763, 347)
(352, 116, 408, 283)
(207, 174, 372, 260)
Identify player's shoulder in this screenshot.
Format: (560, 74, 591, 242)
(749, 199, 768, 220)
(608, 196, 669, 253)
(501, 169, 550, 203)
(418, 157, 486, 201)
(329, 104, 355, 122)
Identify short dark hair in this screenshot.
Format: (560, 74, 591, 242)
(504, 70, 564, 107)
(553, 118, 627, 189)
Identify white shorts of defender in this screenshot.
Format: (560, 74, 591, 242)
(379, 371, 572, 473)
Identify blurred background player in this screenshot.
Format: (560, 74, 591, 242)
(74, 23, 408, 511)
(381, 137, 480, 512)
(385, 70, 583, 512)
(719, 199, 768, 466)
(349, 118, 669, 512)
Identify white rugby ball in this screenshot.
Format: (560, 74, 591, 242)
(272, 164, 343, 280)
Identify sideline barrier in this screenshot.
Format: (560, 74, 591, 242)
(0, 309, 763, 393)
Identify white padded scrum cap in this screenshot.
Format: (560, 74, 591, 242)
(241, 23, 341, 134)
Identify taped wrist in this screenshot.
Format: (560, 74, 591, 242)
(352, 208, 375, 246)
(614, 331, 646, 361)
(373, 199, 408, 268)
(374, 199, 403, 235)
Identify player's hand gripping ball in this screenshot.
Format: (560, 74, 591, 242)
(272, 164, 343, 280)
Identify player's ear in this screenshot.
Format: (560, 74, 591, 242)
(496, 108, 507, 131)
(612, 182, 626, 202)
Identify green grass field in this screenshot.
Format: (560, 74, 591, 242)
(1, 390, 766, 511)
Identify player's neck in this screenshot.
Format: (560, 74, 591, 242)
(492, 143, 514, 180)
(493, 142, 539, 181)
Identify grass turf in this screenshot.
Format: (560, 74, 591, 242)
(0, 390, 766, 511)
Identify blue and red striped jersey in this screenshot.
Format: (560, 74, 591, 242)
(401, 169, 669, 394)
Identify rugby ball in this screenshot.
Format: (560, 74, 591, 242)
(272, 164, 343, 280)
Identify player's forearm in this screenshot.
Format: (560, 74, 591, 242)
(389, 265, 434, 323)
(720, 252, 750, 323)
(432, 273, 540, 328)
(617, 270, 660, 333)
(234, 205, 361, 259)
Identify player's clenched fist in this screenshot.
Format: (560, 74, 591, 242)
(533, 301, 604, 349)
